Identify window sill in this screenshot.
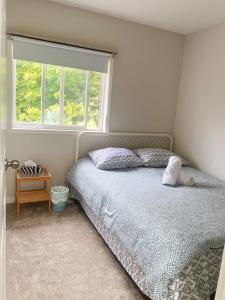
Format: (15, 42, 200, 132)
(7, 128, 83, 135)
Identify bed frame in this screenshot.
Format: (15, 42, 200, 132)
(75, 131, 173, 162)
(73, 131, 173, 299)
(73, 131, 222, 299)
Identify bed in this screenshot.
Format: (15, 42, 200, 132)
(67, 132, 225, 300)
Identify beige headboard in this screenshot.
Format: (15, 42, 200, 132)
(75, 131, 173, 162)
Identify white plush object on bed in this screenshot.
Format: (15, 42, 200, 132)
(162, 156, 182, 186)
(178, 171, 194, 186)
(162, 156, 194, 187)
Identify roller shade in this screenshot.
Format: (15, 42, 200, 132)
(13, 36, 111, 73)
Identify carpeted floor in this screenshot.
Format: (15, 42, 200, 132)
(6, 201, 147, 300)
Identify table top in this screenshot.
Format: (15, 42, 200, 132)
(16, 168, 51, 181)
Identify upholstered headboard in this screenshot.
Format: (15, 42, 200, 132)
(75, 131, 173, 162)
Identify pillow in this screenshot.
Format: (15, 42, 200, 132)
(133, 148, 189, 168)
(88, 147, 142, 170)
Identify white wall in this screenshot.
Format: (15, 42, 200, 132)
(174, 22, 225, 180)
(6, 0, 184, 201)
(6, 132, 77, 202)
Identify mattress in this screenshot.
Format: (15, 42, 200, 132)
(67, 157, 225, 300)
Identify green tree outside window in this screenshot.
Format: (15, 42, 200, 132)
(16, 60, 103, 129)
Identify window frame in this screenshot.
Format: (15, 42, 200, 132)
(10, 50, 112, 133)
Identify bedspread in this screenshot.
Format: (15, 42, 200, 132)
(67, 157, 225, 299)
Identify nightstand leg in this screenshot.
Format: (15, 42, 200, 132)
(48, 200, 51, 215)
(47, 178, 52, 216)
(17, 201, 20, 217)
(16, 175, 19, 217)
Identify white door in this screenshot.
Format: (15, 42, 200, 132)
(0, 0, 6, 299)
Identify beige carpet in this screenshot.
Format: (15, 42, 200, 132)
(6, 201, 147, 300)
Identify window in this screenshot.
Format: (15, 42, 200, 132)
(12, 36, 112, 131)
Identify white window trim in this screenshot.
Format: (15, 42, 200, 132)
(102, 58, 113, 132)
(7, 39, 113, 134)
(40, 63, 45, 126)
(60, 67, 65, 126)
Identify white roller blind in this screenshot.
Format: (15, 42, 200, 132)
(13, 36, 111, 73)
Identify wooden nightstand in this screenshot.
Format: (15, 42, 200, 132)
(16, 168, 52, 216)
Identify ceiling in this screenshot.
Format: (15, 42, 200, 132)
(51, 0, 225, 34)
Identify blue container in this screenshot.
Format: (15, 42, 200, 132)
(52, 201, 66, 212)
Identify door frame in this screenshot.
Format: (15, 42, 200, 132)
(0, 0, 7, 298)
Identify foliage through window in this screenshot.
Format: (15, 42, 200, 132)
(14, 60, 107, 130)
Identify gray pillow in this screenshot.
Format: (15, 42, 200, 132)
(88, 147, 142, 170)
(133, 148, 189, 167)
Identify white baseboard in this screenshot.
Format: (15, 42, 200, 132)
(6, 197, 15, 204)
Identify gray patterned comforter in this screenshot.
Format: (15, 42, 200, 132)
(67, 157, 225, 299)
